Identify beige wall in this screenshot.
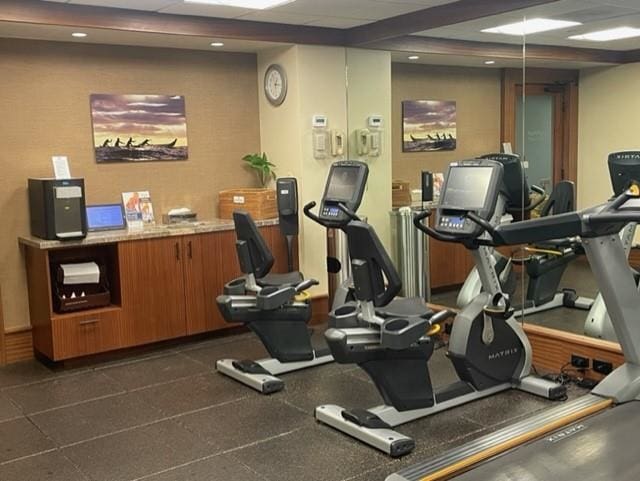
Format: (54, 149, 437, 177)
(346, 48, 393, 247)
(1, 39, 261, 331)
(578, 63, 640, 209)
(258, 45, 349, 296)
(391, 63, 502, 189)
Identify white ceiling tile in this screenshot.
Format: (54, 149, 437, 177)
(275, 0, 425, 21)
(369, 0, 456, 5)
(236, 10, 316, 25)
(597, 1, 640, 10)
(158, 3, 251, 18)
(305, 17, 372, 28)
(66, 0, 178, 10)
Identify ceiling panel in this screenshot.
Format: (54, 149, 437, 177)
(234, 10, 315, 24)
(157, 3, 251, 18)
(272, 0, 427, 21)
(371, 0, 457, 5)
(599, 0, 640, 9)
(305, 17, 371, 28)
(42, 0, 447, 25)
(66, 0, 178, 10)
(416, 0, 640, 51)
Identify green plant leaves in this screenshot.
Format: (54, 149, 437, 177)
(242, 152, 277, 187)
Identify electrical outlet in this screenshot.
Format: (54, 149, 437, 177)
(571, 354, 589, 369)
(593, 359, 613, 375)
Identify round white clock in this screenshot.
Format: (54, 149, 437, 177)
(264, 64, 287, 107)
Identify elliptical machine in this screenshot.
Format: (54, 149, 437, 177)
(315, 159, 565, 457)
(584, 151, 640, 341)
(215, 161, 369, 394)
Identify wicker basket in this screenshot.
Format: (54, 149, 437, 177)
(218, 188, 277, 220)
(392, 180, 412, 208)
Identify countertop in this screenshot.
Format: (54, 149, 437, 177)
(18, 217, 279, 250)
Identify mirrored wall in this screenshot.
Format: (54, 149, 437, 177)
(343, 9, 640, 352)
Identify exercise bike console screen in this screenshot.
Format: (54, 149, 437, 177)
(436, 160, 502, 236)
(319, 160, 369, 227)
(609, 151, 640, 196)
(441, 167, 493, 210)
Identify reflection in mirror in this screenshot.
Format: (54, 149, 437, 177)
(515, 11, 640, 349)
(348, 15, 526, 320)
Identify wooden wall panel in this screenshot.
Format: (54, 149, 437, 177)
(0, 287, 4, 365)
(428, 303, 624, 381)
(24, 247, 54, 360)
(524, 323, 624, 381)
(0, 38, 261, 334)
(5, 329, 34, 364)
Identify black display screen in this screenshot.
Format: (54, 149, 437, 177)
(442, 166, 493, 210)
(326, 166, 360, 202)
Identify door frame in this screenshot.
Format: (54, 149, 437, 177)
(515, 84, 564, 188)
(501, 68, 579, 185)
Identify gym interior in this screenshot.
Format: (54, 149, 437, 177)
(1, 1, 639, 480)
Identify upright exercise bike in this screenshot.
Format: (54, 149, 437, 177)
(215, 161, 369, 393)
(315, 159, 565, 457)
(584, 151, 640, 341)
(457, 153, 592, 316)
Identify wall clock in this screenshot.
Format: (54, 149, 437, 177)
(264, 64, 288, 107)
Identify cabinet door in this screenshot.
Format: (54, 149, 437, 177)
(182, 226, 300, 335)
(119, 238, 187, 344)
(183, 234, 227, 334)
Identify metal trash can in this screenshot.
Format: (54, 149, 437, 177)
(390, 207, 430, 301)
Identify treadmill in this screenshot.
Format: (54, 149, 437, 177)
(389, 175, 640, 481)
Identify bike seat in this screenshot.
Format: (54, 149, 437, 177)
(376, 297, 432, 319)
(258, 271, 304, 288)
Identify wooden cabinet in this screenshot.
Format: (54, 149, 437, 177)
(24, 223, 294, 361)
(51, 308, 127, 360)
(119, 237, 188, 344)
(183, 234, 226, 334)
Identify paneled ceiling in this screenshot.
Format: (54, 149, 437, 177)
(421, 0, 640, 51)
(42, 0, 458, 29)
(0, 0, 636, 68)
(39, 0, 640, 51)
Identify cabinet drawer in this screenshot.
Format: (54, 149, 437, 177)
(51, 309, 129, 360)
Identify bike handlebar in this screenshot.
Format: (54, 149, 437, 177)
(337, 203, 361, 222)
(303, 201, 322, 225)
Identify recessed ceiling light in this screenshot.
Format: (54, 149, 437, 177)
(408, 55, 420, 60)
(484, 60, 496, 65)
(569, 27, 640, 42)
(210, 42, 225, 47)
(184, 0, 295, 9)
(482, 18, 581, 36)
(71, 32, 87, 38)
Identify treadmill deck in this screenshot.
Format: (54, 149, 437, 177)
(453, 400, 640, 481)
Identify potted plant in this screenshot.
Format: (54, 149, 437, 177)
(218, 152, 278, 220)
(243, 152, 277, 188)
